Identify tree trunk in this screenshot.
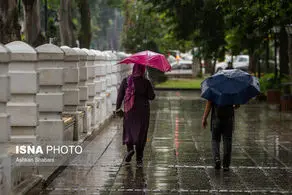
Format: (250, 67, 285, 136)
(198, 47, 203, 76)
(122, 0, 132, 46)
(192, 58, 198, 78)
(77, 0, 91, 48)
(112, 9, 118, 50)
(212, 56, 217, 75)
(288, 35, 292, 81)
(0, 0, 21, 44)
(123, 0, 131, 33)
(22, 0, 45, 47)
(248, 46, 256, 73)
(257, 58, 261, 79)
(265, 38, 270, 72)
(204, 58, 212, 74)
(59, 0, 76, 47)
(211, 51, 218, 75)
(279, 26, 289, 76)
(44, 0, 48, 36)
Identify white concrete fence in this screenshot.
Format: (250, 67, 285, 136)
(0, 41, 132, 194)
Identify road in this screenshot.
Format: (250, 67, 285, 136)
(42, 91, 292, 194)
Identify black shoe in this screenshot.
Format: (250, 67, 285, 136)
(223, 167, 230, 172)
(136, 160, 143, 167)
(215, 160, 221, 170)
(125, 150, 135, 162)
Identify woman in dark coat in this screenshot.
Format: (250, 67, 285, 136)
(116, 64, 155, 166)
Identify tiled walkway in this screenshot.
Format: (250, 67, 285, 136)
(42, 91, 292, 194)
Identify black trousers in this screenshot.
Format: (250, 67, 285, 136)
(127, 141, 146, 161)
(211, 117, 234, 167)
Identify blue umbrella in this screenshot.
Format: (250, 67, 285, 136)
(201, 69, 260, 106)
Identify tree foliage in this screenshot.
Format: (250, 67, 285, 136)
(88, 0, 124, 50)
(1, 0, 292, 78)
(121, 1, 191, 54)
(145, 0, 225, 73)
(140, 0, 292, 75)
(1, 0, 125, 49)
(218, 0, 292, 73)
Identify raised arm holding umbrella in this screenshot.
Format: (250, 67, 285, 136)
(201, 69, 260, 171)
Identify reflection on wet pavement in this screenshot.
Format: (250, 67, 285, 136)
(42, 91, 292, 194)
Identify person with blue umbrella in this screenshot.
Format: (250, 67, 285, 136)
(201, 69, 260, 171)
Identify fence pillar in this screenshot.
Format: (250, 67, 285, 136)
(91, 50, 103, 126)
(108, 52, 118, 108)
(73, 48, 92, 135)
(116, 52, 129, 87)
(0, 44, 11, 142)
(6, 41, 39, 142)
(98, 53, 107, 123)
(35, 44, 65, 141)
(103, 52, 113, 118)
(116, 54, 122, 89)
(0, 44, 11, 195)
(81, 49, 98, 129)
(60, 46, 82, 141)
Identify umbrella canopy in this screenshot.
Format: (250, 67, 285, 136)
(201, 69, 260, 106)
(118, 50, 171, 72)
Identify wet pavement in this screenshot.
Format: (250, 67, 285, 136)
(42, 91, 292, 194)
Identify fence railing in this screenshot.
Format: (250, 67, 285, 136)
(0, 41, 132, 194)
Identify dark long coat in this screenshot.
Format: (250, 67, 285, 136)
(116, 76, 155, 145)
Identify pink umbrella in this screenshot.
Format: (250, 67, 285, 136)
(118, 50, 171, 72)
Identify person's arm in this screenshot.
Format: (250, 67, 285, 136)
(147, 80, 155, 100)
(116, 78, 127, 110)
(202, 100, 212, 128)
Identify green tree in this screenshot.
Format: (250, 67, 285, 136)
(146, 0, 226, 74)
(200, 0, 225, 74)
(77, 0, 91, 48)
(218, 0, 292, 76)
(59, 0, 76, 47)
(121, 1, 170, 83)
(0, 0, 21, 44)
(89, 0, 123, 50)
(22, 0, 45, 46)
(121, 1, 192, 53)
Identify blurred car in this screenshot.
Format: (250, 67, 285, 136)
(167, 55, 176, 63)
(180, 53, 193, 61)
(214, 61, 228, 72)
(171, 60, 192, 70)
(234, 55, 249, 71)
(215, 55, 249, 72)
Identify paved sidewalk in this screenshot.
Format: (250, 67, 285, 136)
(42, 91, 292, 194)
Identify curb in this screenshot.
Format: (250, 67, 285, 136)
(43, 116, 113, 187)
(20, 115, 114, 195)
(13, 175, 43, 195)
